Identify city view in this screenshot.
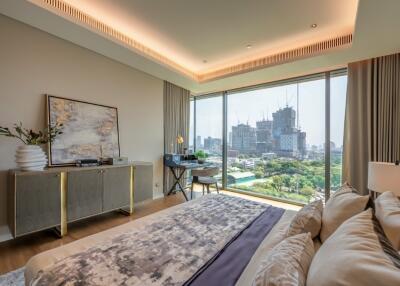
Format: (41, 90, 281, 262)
(190, 74, 347, 204)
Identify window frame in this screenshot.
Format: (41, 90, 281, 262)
(191, 68, 347, 205)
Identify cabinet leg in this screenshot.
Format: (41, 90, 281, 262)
(118, 208, 133, 216)
(53, 226, 66, 238)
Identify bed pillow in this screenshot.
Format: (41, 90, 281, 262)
(320, 183, 369, 242)
(286, 200, 323, 239)
(252, 233, 314, 286)
(312, 237, 322, 253)
(375, 191, 400, 251)
(307, 209, 400, 286)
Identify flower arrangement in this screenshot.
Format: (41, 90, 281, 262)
(0, 122, 63, 145)
(0, 122, 64, 171)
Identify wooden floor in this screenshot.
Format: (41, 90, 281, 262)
(0, 191, 299, 275)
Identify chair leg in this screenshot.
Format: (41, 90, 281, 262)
(191, 183, 194, 200)
(207, 185, 210, 194)
(216, 183, 219, 194)
(202, 184, 205, 196)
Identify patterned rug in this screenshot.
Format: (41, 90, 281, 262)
(0, 268, 24, 286)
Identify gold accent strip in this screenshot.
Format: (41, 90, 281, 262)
(130, 166, 135, 214)
(60, 171, 68, 236)
(14, 174, 17, 238)
(34, 0, 353, 82)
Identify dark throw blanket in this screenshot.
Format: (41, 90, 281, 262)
(32, 194, 284, 286)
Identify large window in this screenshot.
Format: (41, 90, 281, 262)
(194, 94, 223, 184)
(330, 74, 347, 192)
(189, 100, 195, 152)
(191, 70, 347, 204)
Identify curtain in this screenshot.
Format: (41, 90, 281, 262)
(163, 81, 191, 194)
(343, 53, 400, 195)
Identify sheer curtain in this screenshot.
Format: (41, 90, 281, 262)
(343, 53, 400, 194)
(163, 81, 191, 194)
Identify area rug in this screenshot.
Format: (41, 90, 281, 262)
(0, 268, 24, 286)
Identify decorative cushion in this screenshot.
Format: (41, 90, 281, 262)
(286, 200, 323, 239)
(320, 183, 369, 242)
(375, 191, 400, 251)
(307, 209, 400, 286)
(252, 233, 314, 286)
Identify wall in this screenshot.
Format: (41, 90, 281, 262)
(0, 15, 164, 242)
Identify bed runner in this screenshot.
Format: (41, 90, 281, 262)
(32, 195, 281, 286)
(186, 205, 284, 286)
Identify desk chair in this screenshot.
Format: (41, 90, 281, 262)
(190, 167, 220, 199)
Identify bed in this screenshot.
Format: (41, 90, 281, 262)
(25, 194, 296, 286)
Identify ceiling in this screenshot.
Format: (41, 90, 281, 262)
(62, 0, 357, 73)
(1, 0, 400, 94)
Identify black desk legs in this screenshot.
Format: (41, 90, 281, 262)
(167, 167, 189, 201)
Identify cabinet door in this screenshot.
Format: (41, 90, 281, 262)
(67, 170, 103, 222)
(134, 164, 153, 203)
(16, 173, 61, 236)
(103, 167, 130, 212)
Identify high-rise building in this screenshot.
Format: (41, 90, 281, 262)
(272, 106, 306, 157)
(231, 123, 257, 154)
(196, 135, 202, 149)
(204, 136, 222, 154)
(272, 106, 296, 139)
(256, 119, 273, 154)
(280, 133, 298, 152)
(298, 131, 306, 156)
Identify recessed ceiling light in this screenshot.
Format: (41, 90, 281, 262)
(311, 23, 317, 28)
(203, 59, 208, 63)
(246, 44, 252, 49)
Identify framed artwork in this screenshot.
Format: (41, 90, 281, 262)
(46, 95, 120, 166)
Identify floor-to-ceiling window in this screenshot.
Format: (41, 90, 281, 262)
(191, 69, 347, 204)
(194, 94, 223, 184)
(189, 99, 195, 152)
(330, 73, 347, 192)
(227, 77, 325, 204)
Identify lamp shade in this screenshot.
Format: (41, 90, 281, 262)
(368, 162, 400, 195)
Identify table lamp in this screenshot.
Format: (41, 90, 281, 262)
(368, 161, 400, 197)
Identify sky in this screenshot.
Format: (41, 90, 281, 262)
(190, 75, 347, 148)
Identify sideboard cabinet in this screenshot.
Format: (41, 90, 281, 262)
(8, 162, 153, 238)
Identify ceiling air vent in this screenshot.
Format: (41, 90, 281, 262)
(36, 0, 352, 83)
(37, 0, 197, 80)
(198, 34, 353, 82)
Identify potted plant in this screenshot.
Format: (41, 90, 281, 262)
(194, 150, 208, 164)
(0, 122, 63, 171)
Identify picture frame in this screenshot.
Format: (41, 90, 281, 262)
(46, 95, 120, 166)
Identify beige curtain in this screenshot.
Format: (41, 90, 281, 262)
(343, 53, 400, 195)
(163, 81, 191, 194)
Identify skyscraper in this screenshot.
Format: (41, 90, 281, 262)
(204, 136, 222, 154)
(256, 119, 273, 154)
(272, 106, 296, 139)
(272, 106, 306, 157)
(196, 135, 202, 149)
(231, 123, 257, 154)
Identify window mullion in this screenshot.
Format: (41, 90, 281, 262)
(325, 72, 331, 201)
(222, 91, 228, 189)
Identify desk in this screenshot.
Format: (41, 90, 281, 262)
(165, 158, 211, 201)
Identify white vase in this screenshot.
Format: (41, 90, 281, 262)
(15, 145, 48, 171)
